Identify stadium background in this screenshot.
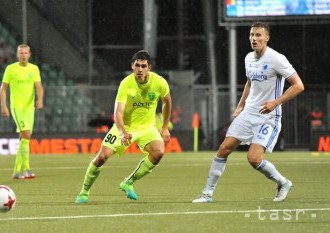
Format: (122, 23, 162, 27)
(0, 0, 330, 151)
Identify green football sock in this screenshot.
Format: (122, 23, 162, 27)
(13, 140, 24, 174)
(21, 139, 31, 172)
(79, 161, 101, 196)
(126, 156, 155, 184)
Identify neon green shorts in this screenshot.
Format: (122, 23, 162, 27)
(11, 107, 35, 133)
(101, 124, 164, 156)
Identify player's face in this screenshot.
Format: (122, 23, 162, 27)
(249, 27, 269, 54)
(17, 47, 31, 65)
(132, 59, 151, 84)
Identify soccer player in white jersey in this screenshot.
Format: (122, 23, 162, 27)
(193, 22, 304, 203)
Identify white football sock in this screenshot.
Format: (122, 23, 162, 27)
(203, 156, 227, 196)
(256, 160, 287, 185)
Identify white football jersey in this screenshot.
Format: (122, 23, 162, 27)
(244, 47, 296, 117)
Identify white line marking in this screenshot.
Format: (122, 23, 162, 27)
(1, 208, 329, 221)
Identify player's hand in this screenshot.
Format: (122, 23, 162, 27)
(232, 107, 243, 117)
(121, 132, 132, 146)
(36, 100, 43, 109)
(259, 102, 276, 114)
(1, 106, 10, 118)
(160, 128, 171, 143)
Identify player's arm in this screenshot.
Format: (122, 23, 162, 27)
(35, 81, 44, 109)
(277, 73, 304, 105)
(160, 93, 172, 143)
(0, 82, 10, 117)
(233, 79, 251, 117)
(260, 73, 304, 114)
(114, 102, 131, 146)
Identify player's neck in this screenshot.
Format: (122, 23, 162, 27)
(138, 76, 149, 85)
(254, 46, 267, 59)
(19, 61, 28, 67)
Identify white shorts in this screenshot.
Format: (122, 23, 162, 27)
(226, 111, 282, 152)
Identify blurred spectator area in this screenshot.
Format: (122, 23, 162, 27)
(0, 22, 103, 133)
(0, 23, 16, 70)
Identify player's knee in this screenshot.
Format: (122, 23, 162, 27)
(93, 147, 112, 167)
(93, 155, 106, 167)
(247, 155, 261, 168)
(218, 143, 232, 157)
(149, 149, 164, 165)
(20, 131, 31, 140)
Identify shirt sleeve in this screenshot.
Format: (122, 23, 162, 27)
(2, 65, 11, 84)
(34, 66, 41, 82)
(160, 77, 170, 97)
(274, 54, 296, 79)
(115, 80, 128, 104)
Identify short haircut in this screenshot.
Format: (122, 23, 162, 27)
(17, 44, 31, 51)
(131, 50, 151, 64)
(251, 22, 270, 35)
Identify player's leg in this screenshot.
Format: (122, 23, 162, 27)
(193, 112, 252, 203)
(21, 108, 35, 179)
(120, 127, 163, 200)
(248, 144, 286, 182)
(249, 117, 292, 202)
(248, 144, 292, 202)
(20, 130, 34, 179)
(119, 149, 158, 201)
(75, 127, 122, 203)
(11, 108, 32, 179)
(13, 142, 24, 179)
(75, 146, 115, 203)
(192, 136, 240, 203)
(124, 140, 162, 183)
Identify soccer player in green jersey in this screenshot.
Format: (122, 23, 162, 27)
(0, 44, 44, 179)
(75, 50, 172, 203)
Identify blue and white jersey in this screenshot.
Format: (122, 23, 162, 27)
(244, 47, 296, 117)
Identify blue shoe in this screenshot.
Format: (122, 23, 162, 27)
(192, 193, 213, 203)
(273, 180, 293, 202)
(119, 180, 138, 200)
(75, 194, 89, 204)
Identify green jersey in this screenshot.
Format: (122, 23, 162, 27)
(116, 71, 170, 131)
(3, 62, 41, 109)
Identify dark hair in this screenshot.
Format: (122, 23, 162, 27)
(131, 50, 151, 64)
(251, 22, 270, 35)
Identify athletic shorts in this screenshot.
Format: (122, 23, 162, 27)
(101, 124, 164, 156)
(226, 111, 282, 152)
(11, 107, 35, 133)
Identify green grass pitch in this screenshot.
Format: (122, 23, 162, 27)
(0, 151, 329, 233)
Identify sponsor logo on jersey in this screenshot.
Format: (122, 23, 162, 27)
(251, 72, 268, 82)
(247, 62, 269, 82)
(17, 80, 31, 84)
(133, 102, 152, 108)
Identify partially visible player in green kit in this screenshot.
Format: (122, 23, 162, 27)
(0, 44, 44, 179)
(75, 50, 172, 203)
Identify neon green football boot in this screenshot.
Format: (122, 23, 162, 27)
(75, 194, 89, 204)
(119, 180, 138, 200)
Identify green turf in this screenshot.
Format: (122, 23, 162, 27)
(0, 151, 329, 233)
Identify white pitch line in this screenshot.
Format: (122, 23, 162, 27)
(1, 208, 330, 222)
